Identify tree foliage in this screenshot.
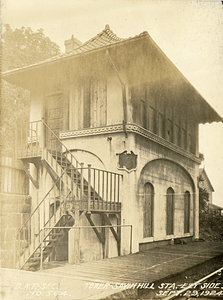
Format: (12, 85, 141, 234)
(2, 24, 61, 71)
(199, 187, 209, 213)
(1, 24, 61, 157)
(2, 82, 30, 157)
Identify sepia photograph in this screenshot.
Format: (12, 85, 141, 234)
(1, 0, 223, 299)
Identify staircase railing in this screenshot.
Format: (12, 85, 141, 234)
(15, 170, 71, 269)
(17, 119, 123, 212)
(16, 119, 82, 170)
(15, 120, 123, 268)
(69, 164, 122, 212)
(42, 119, 82, 172)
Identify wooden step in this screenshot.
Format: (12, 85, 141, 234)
(25, 260, 39, 267)
(35, 248, 51, 256)
(49, 232, 63, 237)
(44, 238, 58, 243)
(29, 257, 41, 262)
(44, 244, 53, 248)
(59, 163, 72, 168)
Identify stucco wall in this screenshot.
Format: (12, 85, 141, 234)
(138, 159, 194, 240)
(61, 129, 200, 255)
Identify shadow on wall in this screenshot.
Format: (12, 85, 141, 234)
(70, 149, 106, 170)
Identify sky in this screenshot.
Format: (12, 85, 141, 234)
(2, 0, 223, 205)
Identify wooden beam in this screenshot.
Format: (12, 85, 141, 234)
(86, 214, 104, 245)
(41, 160, 63, 190)
(68, 210, 76, 222)
(103, 213, 120, 244)
(79, 210, 86, 220)
(23, 165, 39, 189)
(101, 214, 106, 259)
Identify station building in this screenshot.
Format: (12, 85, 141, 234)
(3, 25, 222, 270)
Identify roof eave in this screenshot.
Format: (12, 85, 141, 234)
(2, 30, 223, 125)
(2, 32, 149, 80)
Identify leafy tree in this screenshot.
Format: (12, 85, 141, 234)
(1, 24, 61, 157)
(199, 187, 209, 213)
(1, 83, 30, 157)
(2, 24, 61, 71)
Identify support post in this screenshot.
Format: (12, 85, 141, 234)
(101, 214, 106, 259)
(41, 119, 45, 156)
(116, 214, 121, 256)
(40, 230, 43, 270)
(87, 164, 91, 213)
(13, 237, 16, 269)
(18, 232, 21, 269)
(68, 210, 80, 264)
(130, 225, 132, 254)
(80, 163, 84, 203)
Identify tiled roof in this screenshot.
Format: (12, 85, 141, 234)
(3, 25, 127, 74)
(58, 24, 125, 58)
(70, 24, 125, 54)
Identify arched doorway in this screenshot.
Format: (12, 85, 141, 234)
(143, 183, 154, 237)
(166, 187, 174, 235)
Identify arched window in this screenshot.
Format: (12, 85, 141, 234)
(184, 191, 190, 233)
(166, 187, 174, 235)
(143, 183, 154, 237)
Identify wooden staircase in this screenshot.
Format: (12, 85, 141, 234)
(15, 120, 123, 271)
(43, 148, 121, 212)
(21, 215, 74, 271)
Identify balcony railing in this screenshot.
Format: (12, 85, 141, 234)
(17, 120, 43, 158)
(63, 165, 122, 212)
(16, 120, 81, 170)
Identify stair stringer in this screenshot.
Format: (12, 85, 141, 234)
(42, 148, 86, 203)
(51, 151, 105, 205)
(16, 149, 85, 270)
(16, 208, 64, 270)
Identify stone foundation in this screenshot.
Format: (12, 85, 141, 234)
(0, 193, 31, 268)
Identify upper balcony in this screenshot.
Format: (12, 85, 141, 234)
(16, 120, 123, 214)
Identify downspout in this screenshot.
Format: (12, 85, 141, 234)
(106, 50, 128, 138)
